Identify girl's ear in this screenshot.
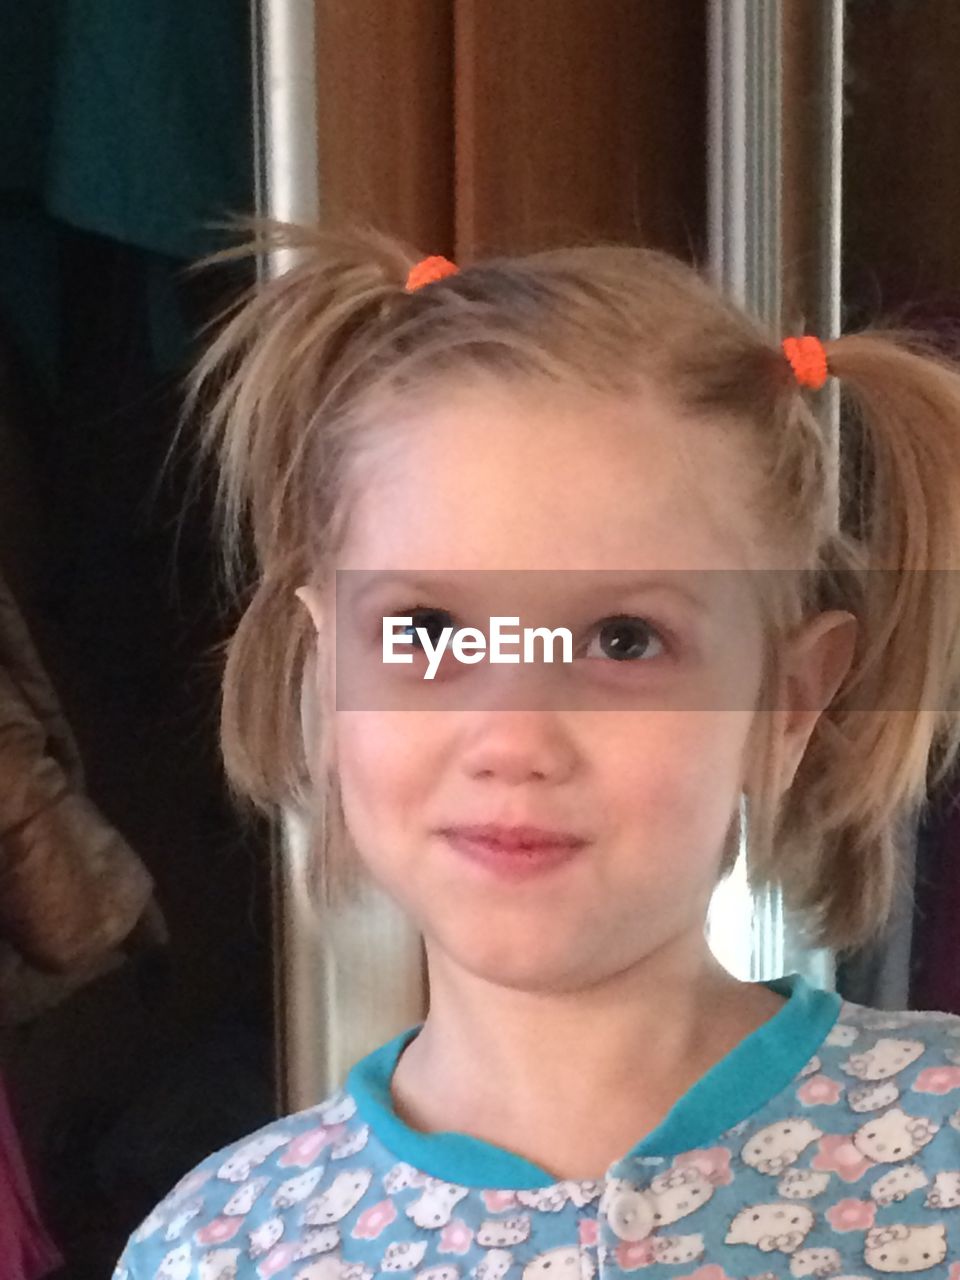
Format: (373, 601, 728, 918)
(295, 585, 337, 774)
(778, 610, 858, 793)
(295, 585, 325, 635)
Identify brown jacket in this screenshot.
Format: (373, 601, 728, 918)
(0, 567, 161, 983)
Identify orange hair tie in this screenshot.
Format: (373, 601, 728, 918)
(782, 335, 829, 390)
(405, 255, 460, 291)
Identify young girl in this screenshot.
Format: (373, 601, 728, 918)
(114, 223, 960, 1279)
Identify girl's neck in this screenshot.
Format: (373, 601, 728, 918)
(389, 945, 787, 1182)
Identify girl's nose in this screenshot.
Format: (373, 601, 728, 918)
(458, 711, 578, 785)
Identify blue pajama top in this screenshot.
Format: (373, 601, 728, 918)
(112, 974, 960, 1278)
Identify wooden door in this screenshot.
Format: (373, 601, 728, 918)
(314, 0, 707, 261)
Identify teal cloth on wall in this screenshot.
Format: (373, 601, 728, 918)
(45, 0, 253, 262)
(0, 0, 253, 385)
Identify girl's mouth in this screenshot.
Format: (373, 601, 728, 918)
(437, 824, 588, 877)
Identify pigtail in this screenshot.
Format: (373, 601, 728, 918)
(183, 220, 422, 813)
(769, 329, 960, 950)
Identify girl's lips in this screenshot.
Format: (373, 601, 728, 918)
(437, 823, 588, 852)
(437, 825, 588, 878)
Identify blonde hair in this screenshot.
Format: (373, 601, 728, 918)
(186, 219, 960, 953)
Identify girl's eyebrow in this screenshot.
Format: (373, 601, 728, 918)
(340, 570, 712, 616)
(341, 572, 469, 609)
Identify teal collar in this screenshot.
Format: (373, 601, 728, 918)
(345, 972, 841, 1189)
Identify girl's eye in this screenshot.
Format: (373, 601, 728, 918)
(397, 606, 456, 650)
(583, 615, 666, 662)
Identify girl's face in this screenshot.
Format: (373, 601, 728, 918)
(309, 378, 817, 994)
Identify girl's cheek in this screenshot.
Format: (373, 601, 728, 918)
(336, 712, 442, 813)
(599, 711, 748, 809)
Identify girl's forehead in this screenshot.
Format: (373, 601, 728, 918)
(341, 379, 768, 574)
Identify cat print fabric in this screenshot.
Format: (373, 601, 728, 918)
(111, 975, 960, 1278)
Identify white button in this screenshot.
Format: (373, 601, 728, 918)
(607, 1189, 654, 1242)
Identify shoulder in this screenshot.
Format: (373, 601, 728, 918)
(796, 997, 960, 1163)
(111, 1087, 360, 1279)
(829, 996, 960, 1072)
(719, 1000, 960, 1264)
(814, 997, 960, 1100)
